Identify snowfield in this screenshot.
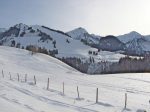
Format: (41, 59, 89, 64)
(0, 46, 150, 112)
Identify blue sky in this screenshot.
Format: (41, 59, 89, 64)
(0, 0, 150, 36)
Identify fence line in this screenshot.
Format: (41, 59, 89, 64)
(25, 74, 27, 82)
(63, 82, 64, 95)
(0, 70, 131, 110)
(77, 86, 80, 99)
(17, 73, 20, 82)
(47, 78, 49, 90)
(9, 72, 11, 80)
(96, 88, 98, 103)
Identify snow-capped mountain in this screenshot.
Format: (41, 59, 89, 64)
(67, 27, 87, 39)
(126, 38, 150, 55)
(67, 27, 101, 45)
(144, 35, 150, 42)
(0, 23, 128, 74)
(0, 28, 6, 34)
(0, 23, 125, 62)
(117, 31, 143, 43)
(0, 23, 98, 59)
(1, 23, 150, 57)
(116, 31, 150, 55)
(2, 23, 150, 74)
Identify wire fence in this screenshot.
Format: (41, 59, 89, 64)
(1, 69, 144, 111)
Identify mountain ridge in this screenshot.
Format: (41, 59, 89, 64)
(1, 23, 150, 56)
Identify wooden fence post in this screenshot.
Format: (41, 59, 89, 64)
(17, 73, 19, 82)
(96, 88, 99, 103)
(34, 75, 36, 85)
(124, 93, 127, 109)
(9, 72, 11, 80)
(25, 74, 27, 82)
(63, 82, 64, 95)
(2, 70, 4, 78)
(77, 86, 80, 99)
(47, 78, 49, 90)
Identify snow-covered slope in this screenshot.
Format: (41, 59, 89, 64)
(0, 24, 98, 59)
(2, 23, 150, 57)
(117, 31, 143, 43)
(0, 24, 129, 75)
(0, 46, 149, 112)
(144, 35, 150, 42)
(0, 23, 126, 63)
(0, 28, 6, 33)
(94, 50, 125, 62)
(67, 27, 101, 44)
(125, 38, 150, 55)
(67, 27, 88, 39)
(32, 25, 98, 58)
(116, 31, 150, 55)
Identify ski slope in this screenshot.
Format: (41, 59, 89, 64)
(0, 46, 149, 112)
(1, 24, 98, 59)
(1, 24, 126, 62)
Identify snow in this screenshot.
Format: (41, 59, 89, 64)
(93, 51, 126, 62)
(1, 25, 97, 59)
(0, 46, 150, 112)
(0, 28, 6, 33)
(0, 24, 126, 65)
(125, 38, 150, 52)
(31, 25, 98, 58)
(144, 35, 150, 42)
(140, 39, 150, 51)
(117, 31, 150, 53)
(67, 27, 88, 39)
(117, 31, 142, 43)
(2, 24, 150, 57)
(67, 27, 101, 44)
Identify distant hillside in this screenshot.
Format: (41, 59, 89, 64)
(1, 23, 150, 74)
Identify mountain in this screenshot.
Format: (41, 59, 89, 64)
(67, 29, 150, 56)
(125, 38, 150, 55)
(98, 35, 126, 52)
(0, 28, 6, 34)
(67, 27, 101, 45)
(0, 23, 98, 59)
(67, 27, 87, 39)
(144, 35, 150, 42)
(0, 24, 128, 74)
(95, 31, 150, 56)
(116, 31, 150, 55)
(1, 23, 150, 57)
(117, 31, 143, 43)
